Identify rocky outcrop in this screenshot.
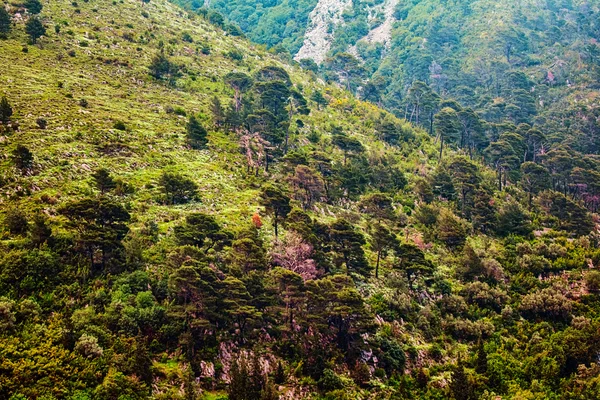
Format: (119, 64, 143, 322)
(348, 0, 399, 59)
(295, 0, 352, 64)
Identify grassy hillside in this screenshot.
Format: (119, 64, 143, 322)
(0, 0, 427, 229)
(1, 0, 600, 400)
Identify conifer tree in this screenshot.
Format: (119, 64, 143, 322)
(24, 0, 43, 14)
(11, 144, 33, 172)
(92, 168, 117, 194)
(0, 7, 11, 38)
(310, 90, 328, 110)
(259, 185, 291, 239)
(274, 361, 285, 384)
(229, 356, 250, 400)
(30, 214, 52, 247)
(210, 96, 225, 128)
(332, 134, 364, 165)
(25, 17, 45, 44)
(450, 357, 472, 400)
(0, 96, 13, 124)
(475, 341, 487, 374)
(158, 172, 198, 205)
(369, 223, 398, 278)
(186, 115, 208, 149)
(434, 107, 461, 159)
(330, 218, 370, 276)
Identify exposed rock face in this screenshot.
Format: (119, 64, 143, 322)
(348, 0, 399, 59)
(362, 0, 399, 47)
(294, 0, 352, 64)
(296, 0, 398, 64)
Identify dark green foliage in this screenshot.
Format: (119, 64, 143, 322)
(30, 214, 52, 248)
(58, 196, 130, 270)
(329, 218, 370, 277)
(91, 168, 117, 194)
(539, 191, 594, 236)
(520, 162, 551, 207)
(369, 223, 398, 278)
(113, 120, 127, 131)
(4, 209, 28, 235)
(174, 212, 231, 250)
(332, 134, 364, 165)
(318, 368, 344, 392)
(3, 0, 600, 398)
(0, 7, 11, 38)
(475, 341, 487, 374)
(24, 0, 43, 14)
(11, 144, 33, 172)
(158, 172, 198, 204)
(450, 358, 472, 400)
(148, 52, 178, 80)
(496, 202, 531, 237)
(0, 96, 13, 123)
(259, 185, 291, 239)
(274, 361, 285, 384)
(230, 227, 267, 273)
(186, 115, 208, 149)
(35, 117, 47, 129)
(25, 17, 45, 44)
(434, 107, 461, 159)
(376, 337, 406, 375)
(395, 243, 434, 286)
(358, 192, 395, 221)
(310, 90, 328, 109)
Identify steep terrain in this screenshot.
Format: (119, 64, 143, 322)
(1, 0, 600, 400)
(295, 0, 352, 64)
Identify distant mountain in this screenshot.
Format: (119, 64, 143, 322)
(181, 0, 600, 152)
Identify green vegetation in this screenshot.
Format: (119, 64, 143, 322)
(1, 0, 600, 399)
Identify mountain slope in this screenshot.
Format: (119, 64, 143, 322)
(189, 0, 600, 151)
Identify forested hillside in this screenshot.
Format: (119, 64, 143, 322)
(1, 0, 600, 399)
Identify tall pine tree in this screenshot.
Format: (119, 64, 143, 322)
(186, 115, 208, 149)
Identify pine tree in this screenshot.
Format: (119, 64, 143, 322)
(183, 364, 197, 400)
(358, 192, 395, 222)
(30, 214, 52, 247)
(158, 172, 198, 205)
(0, 96, 13, 124)
(0, 7, 11, 38)
(434, 107, 461, 159)
(25, 17, 45, 44)
(24, 0, 43, 14)
(11, 144, 33, 172)
(310, 90, 328, 110)
(332, 134, 364, 165)
(330, 218, 370, 276)
(91, 168, 117, 194)
(229, 356, 251, 400)
(186, 115, 208, 149)
(249, 353, 265, 399)
(210, 96, 225, 128)
(475, 341, 487, 374)
(369, 223, 398, 278)
(450, 357, 472, 400)
(4, 208, 28, 235)
(260, 380, 279, 400)
(259, 185, 291, 239)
